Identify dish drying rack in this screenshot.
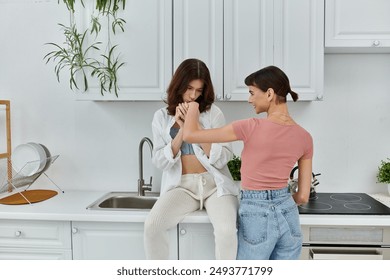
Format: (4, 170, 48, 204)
(0, 154, 63, 194)
(0, 100, 63, 204)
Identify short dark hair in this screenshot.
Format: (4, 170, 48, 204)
(166, 58, 215, 115)
(244, 65, 298, 103)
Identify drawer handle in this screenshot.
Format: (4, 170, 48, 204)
(372, 40, 380, 47)
(15, 230, 22, 237)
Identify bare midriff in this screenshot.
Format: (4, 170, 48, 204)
(181, 154, 207, 174)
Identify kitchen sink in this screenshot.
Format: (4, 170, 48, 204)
(87, 192, 159, 211)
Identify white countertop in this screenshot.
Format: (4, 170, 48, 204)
(0, 190, 390, 226)
(0, 190, 212, 223)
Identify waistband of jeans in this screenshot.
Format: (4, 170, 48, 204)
(240, 187, 289, 200)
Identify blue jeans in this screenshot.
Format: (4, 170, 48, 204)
(237, 187, 302, 260)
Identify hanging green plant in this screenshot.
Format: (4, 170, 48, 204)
(45, 0, 127, 96)
(61, 0, 126, 14)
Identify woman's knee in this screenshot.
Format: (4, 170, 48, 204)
(144, 211, 166, 235)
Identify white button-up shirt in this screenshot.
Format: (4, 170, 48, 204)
(151, 104, 239, 197)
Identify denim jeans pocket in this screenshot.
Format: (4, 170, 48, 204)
(281, 204, 302, 238)
(239, 208, 269, 245)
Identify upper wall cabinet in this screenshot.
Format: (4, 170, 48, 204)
(325, 0, 390, 53)
(173, 0, 224, 100)
(174, 0, 324, 101)
(273, 0, 324, 101)
(223, 0, 274, 101)
(75, 0, 172, 101)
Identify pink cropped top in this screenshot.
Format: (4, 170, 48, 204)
(232, 118, 313, 190)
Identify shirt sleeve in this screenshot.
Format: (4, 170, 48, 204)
(232, 118, 257, 142)
(151, 109, 181, 171)
(301, 133, 314, 160)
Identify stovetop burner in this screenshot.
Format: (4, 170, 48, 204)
(298, 193, 390, 215)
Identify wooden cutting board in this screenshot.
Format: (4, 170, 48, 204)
(0, 189, 57, 205)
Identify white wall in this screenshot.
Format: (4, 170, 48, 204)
(220, 54, 390, 195)
(1, 1, 390, 195)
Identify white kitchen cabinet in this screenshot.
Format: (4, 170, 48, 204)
(273, 0, 324, 101)
(325, 0, 390, 52)
(173, 0, 224, 100)
(178, 223, 215, 260)
(0, 220, 72, 260)
(174, 0, 271, 101)
(175, 0, 324, 101)
(223, 0, 273, 101)
(71, 221, 178, 260)
(75, 0, 173, 101)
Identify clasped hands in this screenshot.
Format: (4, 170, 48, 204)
(175, 102, 199, 128)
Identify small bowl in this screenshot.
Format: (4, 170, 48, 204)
(38, 143, 52, 173)
(12, 143, 47, 176)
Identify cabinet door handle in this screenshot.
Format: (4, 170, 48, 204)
(224, 94, 232, 101)
(180, 229, 186, 235)
(216, 95, 222, 101)
(15, 230, 22, 237)
(72, 227, 78, 234)
(372, 40, 380, 47)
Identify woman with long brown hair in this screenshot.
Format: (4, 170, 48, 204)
(144, 58, 239, 259)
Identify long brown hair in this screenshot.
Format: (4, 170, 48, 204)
(244, 65, 299, 103)
(166, 58, 215, 115)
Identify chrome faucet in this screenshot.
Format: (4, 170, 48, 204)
(138, 137, 153, 196)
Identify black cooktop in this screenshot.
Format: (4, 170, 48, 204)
(298, 193, 390, 215)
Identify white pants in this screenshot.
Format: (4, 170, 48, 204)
(144, 172, 238, 259)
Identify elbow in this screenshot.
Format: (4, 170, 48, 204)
(293, 193, 309, 206)
(182, 130, 189, 142)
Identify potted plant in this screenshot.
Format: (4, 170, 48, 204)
(227, 155, 241, 187)
(45, 0, 127, 96)
(377, 158, 390, 195)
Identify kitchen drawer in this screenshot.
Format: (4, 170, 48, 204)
(0, 220, 71, 249)
(0, 248, 72, 260)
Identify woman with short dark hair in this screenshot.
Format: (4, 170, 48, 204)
(184, 65, 313, 260)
